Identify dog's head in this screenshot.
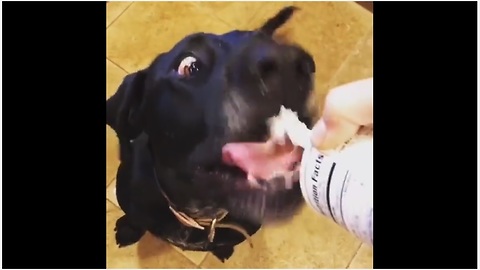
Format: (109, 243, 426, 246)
(107, 6, 315, 225)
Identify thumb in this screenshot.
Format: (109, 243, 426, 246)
(311, 78, 373, 150)
(311, 117, 359, 150)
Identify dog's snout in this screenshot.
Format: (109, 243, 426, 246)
(250, 44, 315, 79)
(294, 49, 316, 74)
(249, 44, 279, 79)
(287, 46, 316, 75)
(256, 56, 278, 79)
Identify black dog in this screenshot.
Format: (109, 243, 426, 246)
(106, 6, 316, 262)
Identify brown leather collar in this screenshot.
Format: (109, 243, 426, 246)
(152, 167, 253, 247)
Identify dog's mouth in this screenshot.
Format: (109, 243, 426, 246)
(221, 139, 303, 189)
(207, 138, 306, 224)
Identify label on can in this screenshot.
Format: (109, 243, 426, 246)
(299, 139, 373, 246)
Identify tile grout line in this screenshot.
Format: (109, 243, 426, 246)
(324, 25, 373, 90)
(308, 25, 372, 118)
(106, 177, 120, 211)
(107, 1, 134, 29)
(345, 243, 362, 268)
(241, 3, 264, 29)
(197, 253, 209, 268)
(188, 2, 243, 30)
(106, 1, 134, 73)
(107, 198, 120, 210)
(107, 58, 130, 74)
(198, 252, 210, 268)
(172, 248, 205, 268)
(107, 176, 116, 187)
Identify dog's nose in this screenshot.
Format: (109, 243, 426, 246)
(253, 45, 315, 79)
(256, 56, 278, 79)
(250, 45, 278, 79)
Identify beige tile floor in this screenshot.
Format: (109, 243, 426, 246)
(106, 2, 373, 268)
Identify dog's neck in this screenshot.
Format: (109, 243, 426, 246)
(151, 162, 253, 247)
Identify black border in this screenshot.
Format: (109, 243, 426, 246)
(1, 1, 477, 269)
(374, 1, 477, 269)
(2, 1, 106, 269)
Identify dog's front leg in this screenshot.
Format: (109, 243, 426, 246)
(210, 246, 235, 263)
(114, 215, 146, 248)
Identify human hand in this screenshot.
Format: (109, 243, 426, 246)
(311, 77, 373, 150)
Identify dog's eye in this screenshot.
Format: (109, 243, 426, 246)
(177, 56, 202, 78)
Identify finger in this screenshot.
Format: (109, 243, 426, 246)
(311, 117, 359, 150)
(312, 78, 373, 150)
(325, 78, 373, 126)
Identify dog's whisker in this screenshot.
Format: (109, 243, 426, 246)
(259, 78, 269, 96)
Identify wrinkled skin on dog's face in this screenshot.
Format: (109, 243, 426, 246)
(107, 7, 315, 225)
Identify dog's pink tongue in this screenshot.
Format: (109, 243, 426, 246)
(222, 142, 302, 181)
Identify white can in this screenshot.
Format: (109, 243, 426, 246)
(298, 138, 373, 246)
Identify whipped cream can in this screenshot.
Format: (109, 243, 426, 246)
(298, 138, 373, 246)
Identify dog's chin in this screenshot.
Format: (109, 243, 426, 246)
(194, 165, 247, 185)
(204, 164, 299, 193)
(195, 160, 304, 225)
(229, 173, 305, 225)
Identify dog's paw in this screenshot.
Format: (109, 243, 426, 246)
(114, 215, 145, 248)
(211, 246, 234, 263)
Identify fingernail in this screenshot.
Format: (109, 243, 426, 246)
(311, 119, 328, 149)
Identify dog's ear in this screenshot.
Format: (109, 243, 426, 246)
(106, 69, 147, 140)
(259, 6, 298, 36)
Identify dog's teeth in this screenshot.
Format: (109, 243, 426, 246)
(270, 170, 282, 179)
(284, 171, 295, 189)
(246, 174, 264, 189)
